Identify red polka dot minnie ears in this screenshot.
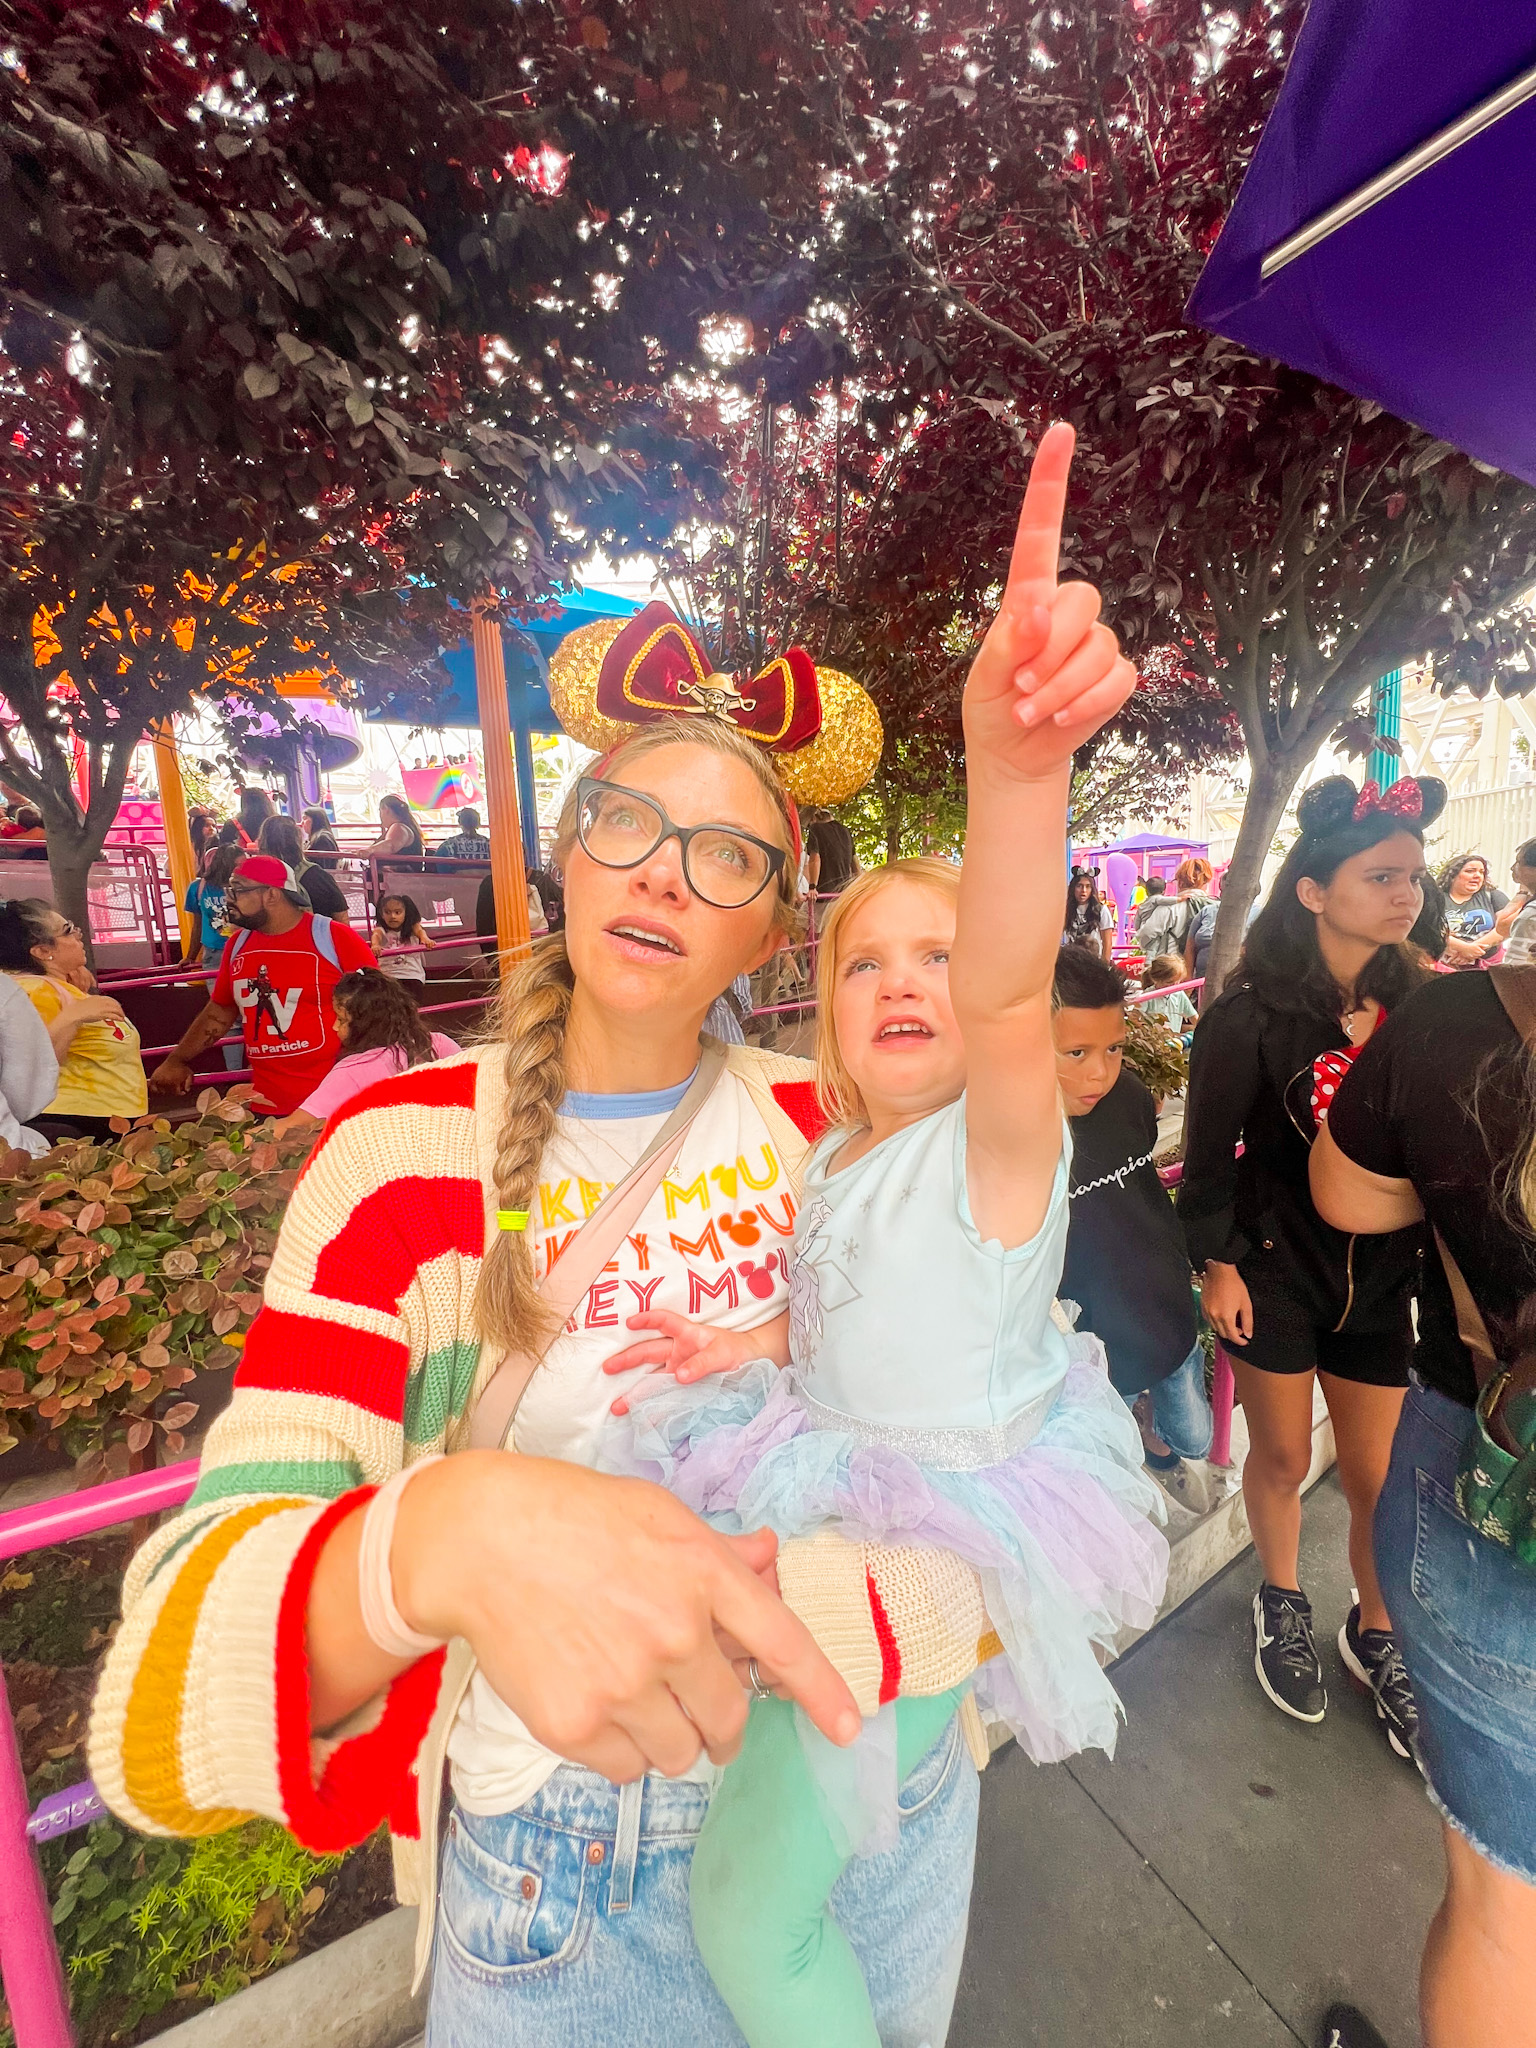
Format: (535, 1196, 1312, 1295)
(1297, 773, 1447, 838)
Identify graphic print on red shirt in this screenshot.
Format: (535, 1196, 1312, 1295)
(211, 914, 375, 1114)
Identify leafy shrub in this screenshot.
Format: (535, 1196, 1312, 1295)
(9, 1817, 345, 2045)
(1122, 1002, 1189, 1100)
(0, 1093, 312, 1477)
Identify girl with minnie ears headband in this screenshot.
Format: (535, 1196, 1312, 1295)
(1178, 770, 1446, 1760)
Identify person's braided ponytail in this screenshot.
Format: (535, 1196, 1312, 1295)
(473, 935, 576, 1356)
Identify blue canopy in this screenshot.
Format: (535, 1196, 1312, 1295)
(363, 588, 641, 734)
(359, 588, 642, 866)
(1187, 8, 1536, 484)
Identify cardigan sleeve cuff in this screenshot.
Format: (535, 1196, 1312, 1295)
(776, 1530, 884, 1715)
(274, 1489, 448, 1854)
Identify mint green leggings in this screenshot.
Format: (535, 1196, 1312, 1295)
(689, 1688, 968, 2048)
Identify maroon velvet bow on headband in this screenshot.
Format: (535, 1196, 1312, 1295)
(596, 601, 823, 754)
(1353, 777, 1424, 822)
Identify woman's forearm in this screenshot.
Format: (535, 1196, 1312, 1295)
(45, 1010, 85, 1056)
(306, 1498, 415, 1733)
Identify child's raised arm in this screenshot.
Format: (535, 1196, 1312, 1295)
(951, 423, 1136, 1247)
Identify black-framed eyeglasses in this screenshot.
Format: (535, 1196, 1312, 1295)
(575, 777, 787, 909)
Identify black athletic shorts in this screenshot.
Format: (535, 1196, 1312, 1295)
(1231, 1273, 1412, 1388)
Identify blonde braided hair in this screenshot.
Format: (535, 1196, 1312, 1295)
(473, 716, 802, 1354)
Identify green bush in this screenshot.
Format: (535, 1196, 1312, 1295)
(0, 1094, 312, 1476)
(0, 1817, 345, 2046)
(1122, 1002, 1189, 1101)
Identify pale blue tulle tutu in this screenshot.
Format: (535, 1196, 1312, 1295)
(599, 1332, 1170, 1771)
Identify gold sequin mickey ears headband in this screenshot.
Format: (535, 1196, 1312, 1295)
(547, 600, 883, 807)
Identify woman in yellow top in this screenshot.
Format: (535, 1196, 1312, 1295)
(0, 898, 147, 1141)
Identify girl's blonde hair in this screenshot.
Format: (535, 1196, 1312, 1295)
(1142, 953, 1185, 987)
(813, 857, 961, 1129)
(474, 716, 801, 1356)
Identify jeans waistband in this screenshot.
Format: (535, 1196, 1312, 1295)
(490, 1762, 717, 1843)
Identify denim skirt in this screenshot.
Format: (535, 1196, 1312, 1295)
(1375, 1376, 1536, 1882)
(427, 1712, 978, 2048)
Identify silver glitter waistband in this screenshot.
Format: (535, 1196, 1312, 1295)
(785, 1374, 1060, 1473)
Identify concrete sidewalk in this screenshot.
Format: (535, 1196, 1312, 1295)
(952, 1473, 1442, 2047)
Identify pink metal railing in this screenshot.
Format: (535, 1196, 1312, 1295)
(0, 1463, 199, 2048)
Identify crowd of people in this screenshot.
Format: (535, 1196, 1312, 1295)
(0, 788, 517, 1148)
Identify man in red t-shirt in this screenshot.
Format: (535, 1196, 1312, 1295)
(149, 855, 375, 1116)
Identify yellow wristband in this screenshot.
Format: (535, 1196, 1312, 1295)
(497, 1210, 529, 1231)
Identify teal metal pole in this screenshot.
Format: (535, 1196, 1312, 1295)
(1368, 670, 1402, 788)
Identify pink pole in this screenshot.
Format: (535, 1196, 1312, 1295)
(1210, 1343, 1236, 1469)
(0, 1462, 198, 1565)
(0, 1463, 200, 2046)
(0, 1660, 74, 2048)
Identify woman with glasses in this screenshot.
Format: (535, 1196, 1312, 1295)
(89, 717, 978, 2045)
(0, 898, 146, 1141)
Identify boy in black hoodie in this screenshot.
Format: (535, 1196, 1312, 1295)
(1053, 948, 1215, 1514)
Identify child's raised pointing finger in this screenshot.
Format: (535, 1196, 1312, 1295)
(1003, 420, 1076, 607)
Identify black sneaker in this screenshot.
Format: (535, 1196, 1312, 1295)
(1317, 2003, 1391, 2048)
(1252, 1583, 1327, 1721)
(1339, 1602, 1420, 1762)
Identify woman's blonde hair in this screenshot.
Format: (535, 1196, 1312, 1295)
(813, 857, 961, 1128)
(473, 716, 801, 1356)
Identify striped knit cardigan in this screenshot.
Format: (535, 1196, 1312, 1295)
(87, 1040, 995, 1905)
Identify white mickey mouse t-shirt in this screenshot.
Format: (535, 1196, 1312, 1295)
(450, 1067, 797, 1814)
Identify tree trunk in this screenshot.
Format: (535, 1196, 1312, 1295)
(1201, 749, 1298, 1005)
(883, 781, 905, 865)
(37, 807, 100, 956)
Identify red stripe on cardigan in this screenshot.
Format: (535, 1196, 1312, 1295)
(770, 1079, 828, 1145)
(298, 1058, 479, 1188)
(236, 1307, 412, 1422)
(273, 1488, 446, 1854)
(309, 1174, 485, 1317)
(867, 1570, 902, 1705)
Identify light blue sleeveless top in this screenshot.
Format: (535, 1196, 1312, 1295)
(786, 1095, 1074, 1459)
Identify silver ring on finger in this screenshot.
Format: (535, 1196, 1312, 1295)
(746, 1658, 774, 1701)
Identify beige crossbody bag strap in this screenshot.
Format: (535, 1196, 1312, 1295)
(467, 1038, 729, 1452)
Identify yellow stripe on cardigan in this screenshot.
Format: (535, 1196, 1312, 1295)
(121, 1498, 305, 1836)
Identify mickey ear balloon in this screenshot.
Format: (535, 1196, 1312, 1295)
(547, 601, 883, 806)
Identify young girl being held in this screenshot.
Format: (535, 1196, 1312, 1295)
(372, 892, 432, 985)
(601, 426, 1169, 2048)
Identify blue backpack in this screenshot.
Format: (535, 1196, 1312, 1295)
(224, 914, 345, 973)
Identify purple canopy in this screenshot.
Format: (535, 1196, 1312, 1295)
(1187, 8, 1536, 484)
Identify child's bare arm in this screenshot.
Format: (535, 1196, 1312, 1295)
(951, 424, 1136, 1247)
(603, 1308, 791, 1415)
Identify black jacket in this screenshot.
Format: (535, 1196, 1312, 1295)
(1177, 985, 1420, 1331)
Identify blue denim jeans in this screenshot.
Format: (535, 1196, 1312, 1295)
(427, 1713, 978, 2047)
(1375, 1377, 1536, 1883)
(1121, 1342, 1213, 1461)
